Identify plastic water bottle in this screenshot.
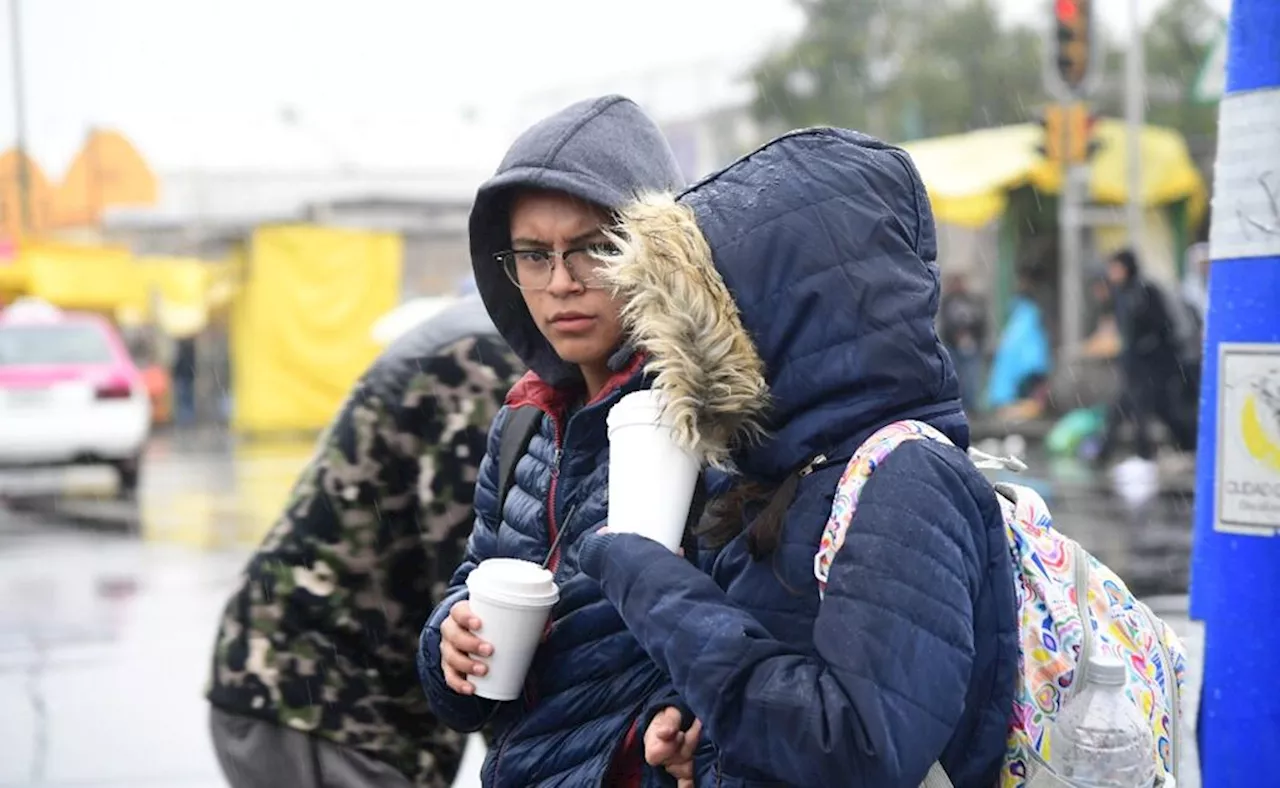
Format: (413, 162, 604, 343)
(1049, 654, 1157, 787)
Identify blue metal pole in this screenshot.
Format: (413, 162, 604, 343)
(1190, 0, 1280, 783)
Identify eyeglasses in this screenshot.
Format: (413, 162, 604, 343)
(495, 242, 620, 291)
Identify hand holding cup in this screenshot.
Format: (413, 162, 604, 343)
(440, 600, 492, 696)
(448, 558, 559, 701)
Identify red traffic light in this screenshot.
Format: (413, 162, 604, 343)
(1053, 0, 1091, 90)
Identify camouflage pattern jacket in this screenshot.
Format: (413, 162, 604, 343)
(207, 296, 523, 787)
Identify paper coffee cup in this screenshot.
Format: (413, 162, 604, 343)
(464, 558, 559, 701)
(606, 390, 702, 552)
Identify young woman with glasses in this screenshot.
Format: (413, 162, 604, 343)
(417, 95, 690, 788)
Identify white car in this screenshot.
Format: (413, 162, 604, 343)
(0, 298, 152, 497)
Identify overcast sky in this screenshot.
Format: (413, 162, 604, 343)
(0, 0, 1232, 176)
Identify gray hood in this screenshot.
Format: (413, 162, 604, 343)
(469, 95, 685, 388)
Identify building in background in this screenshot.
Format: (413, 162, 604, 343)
(102, 170, 480, 300)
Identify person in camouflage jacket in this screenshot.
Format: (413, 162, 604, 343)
(207, 294, 522, 788)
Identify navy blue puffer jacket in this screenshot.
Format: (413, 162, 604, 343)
(417, 94, 687, 788)
(578, 129, 1020, 787)
(421, 359, 678, 787)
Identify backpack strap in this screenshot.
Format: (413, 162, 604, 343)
(808, 420, 962, 788)
(495, 405, 543, 521)
(813, 420, 953, 595)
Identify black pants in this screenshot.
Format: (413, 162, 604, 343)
(1100, 360, 1198, 461)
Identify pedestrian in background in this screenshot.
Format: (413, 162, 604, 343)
(939, 271, 987, 413)
(171, 335, 198, 427)
(1096, 248, 1197, 464)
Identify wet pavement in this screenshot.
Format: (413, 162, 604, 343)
(0, 430, 1205, 786)
(0, 508, 240, 787)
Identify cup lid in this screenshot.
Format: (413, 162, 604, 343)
(607, 390, 669, 429)
(467, 558, 558, 602)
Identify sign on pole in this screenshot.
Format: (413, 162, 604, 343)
(1215, 343, 1280, 536)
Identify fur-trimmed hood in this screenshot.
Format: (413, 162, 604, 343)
(603, 128, 967, 479)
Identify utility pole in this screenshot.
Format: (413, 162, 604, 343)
(1060, 157, 1089, 355)
(1044, 0, 1099, 353)
(1124, 0, 1146, 251)
(1191, 0, 1280, 781)
(8, 0, 31, 235)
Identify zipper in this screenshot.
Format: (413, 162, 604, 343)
(799, 454, 828, 477)
(545, 419, 567, 574)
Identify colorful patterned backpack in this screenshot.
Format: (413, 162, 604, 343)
(812, 420, 1188, 788)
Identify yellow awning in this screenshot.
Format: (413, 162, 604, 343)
(902, 119, 1207, 229)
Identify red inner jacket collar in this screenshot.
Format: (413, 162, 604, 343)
(506, 352, 646, 417)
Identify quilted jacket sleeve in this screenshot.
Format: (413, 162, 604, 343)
(418, 406, 511, 732)
(578, 440, 998, 787)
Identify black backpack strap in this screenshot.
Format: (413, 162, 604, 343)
(496, 405, 543, 521)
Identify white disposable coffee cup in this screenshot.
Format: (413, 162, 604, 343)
(606, 390, 702, 552)
(464, 558, 559, 701)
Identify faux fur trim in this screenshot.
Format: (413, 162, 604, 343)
(599, 193, 769, 468)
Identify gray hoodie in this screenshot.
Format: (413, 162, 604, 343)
(468, 95, 685, 388)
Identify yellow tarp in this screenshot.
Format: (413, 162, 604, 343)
(901, 119, 1207, 229)
(18, 241, 148, 313)
(231, 225, 401, 434)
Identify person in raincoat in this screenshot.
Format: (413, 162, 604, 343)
(985, 270, 1051, 413)
(576, 129, 1020, 788)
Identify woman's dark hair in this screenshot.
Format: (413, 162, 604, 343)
(698, 473, 802, 560)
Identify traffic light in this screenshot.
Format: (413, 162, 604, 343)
(1054, 0, 1094, 92)
(1037, 102, 1101, 165)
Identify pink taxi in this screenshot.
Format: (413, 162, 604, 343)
(0, 298, 151, 497)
